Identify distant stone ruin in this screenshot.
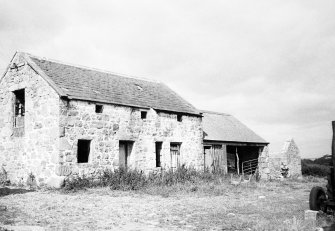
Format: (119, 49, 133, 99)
(269, 139, 302, 179)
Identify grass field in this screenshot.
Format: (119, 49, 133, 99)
(0, 176, 333, 230)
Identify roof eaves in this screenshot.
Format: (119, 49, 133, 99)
(203, 138, 269, 145)
(154, 108, 202, 117)
(23, 53, 67, 97)
(67, 96, 151, 110)
(68, 96, 202, 116)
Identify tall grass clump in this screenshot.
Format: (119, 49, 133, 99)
(63, 165, 229, 192)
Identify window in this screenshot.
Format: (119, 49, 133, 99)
(141, 111, 147, 119)
(170, 143, 181, 169)
(177, 114, 182, 122)
(13, 89, 25, 136)
(95, 104, 103, 113)
(155, 142, 162, 167)
(77, 139, 91, 163)
(14, 89, 25, 117)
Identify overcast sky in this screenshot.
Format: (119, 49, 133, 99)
(1, 0, 335, 158)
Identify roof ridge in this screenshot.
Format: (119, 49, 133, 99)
(25, 52, 160, 84)
(200, 110, 231, 116)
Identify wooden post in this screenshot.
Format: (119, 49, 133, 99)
(236, 147, 240, 175)
(332, 121, 335, 200)
(332, 121, 335, 168)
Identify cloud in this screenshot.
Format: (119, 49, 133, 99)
(0, 0, 335, 158)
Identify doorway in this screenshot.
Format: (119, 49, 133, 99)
(119, 141, 133, 169)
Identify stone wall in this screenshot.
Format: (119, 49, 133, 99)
(57, 99, 203, 176)
(269, 139, 302, 179)
(0, 53, 60, 185)
(258, 146, 270, 180)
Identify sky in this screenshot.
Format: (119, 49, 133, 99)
(1, 0, 335, 158)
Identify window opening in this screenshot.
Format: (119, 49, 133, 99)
(14, 89, 25, 117)
(95, 104, 103, 113)
(77, 139, 91, 163)
(141, 111, 147, 119)
(155, 142, 163, 167)
(177, 114, 182, 122)
(13, 89, 25, 134)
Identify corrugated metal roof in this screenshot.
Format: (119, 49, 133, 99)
(27, 55, 200, 116)
(202, 110, 268, 144)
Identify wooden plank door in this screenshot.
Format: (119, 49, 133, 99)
(119, 142, 127, 168)
(204, 146, 213, 170)
(170, 143, 181, 169)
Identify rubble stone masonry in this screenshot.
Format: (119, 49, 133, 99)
(0, 53, 204, 184)
(58, 100, 204, 177)
(0, 54, 60, 185)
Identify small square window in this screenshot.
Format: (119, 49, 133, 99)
(95, 105, 103, 113)
(177, 114, 182, 122)
(141, 111, 147, 119)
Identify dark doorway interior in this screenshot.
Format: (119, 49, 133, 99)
(227, 145, 262, 174)
(77, 139, 91, 163)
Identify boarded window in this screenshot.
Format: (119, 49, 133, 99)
(141, 111, 147, 119)
(77, 139, 91, 163)
(170, 143, 181, 169)
(119, 141, 133, 169)
(95, 105, 103, 113)
(155, 142, 162, 167)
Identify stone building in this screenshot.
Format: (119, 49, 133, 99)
(0, 52, 203, 185)
(201, 111, 270, 178)
(269, 138, 302, 178)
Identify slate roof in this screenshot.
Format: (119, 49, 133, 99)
(25, 54, 200, 116)
(202, 110, 268, 144)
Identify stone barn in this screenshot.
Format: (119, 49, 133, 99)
(0, 52, 203, 185)
(201, 111, 270, 178)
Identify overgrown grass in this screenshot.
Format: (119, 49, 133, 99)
(63, 166, 230, 192)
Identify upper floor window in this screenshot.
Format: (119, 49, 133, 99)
(177, 114, 182, 122)
(13, 89, 25, 136)
(14, 89, 25, 117)
(95, 104, 103, 113)
(141, 111, 147, 119)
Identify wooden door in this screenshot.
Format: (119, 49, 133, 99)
(204, 146, 213, 170)
(212, 145, 223, 171)
(119, 141, 133, 169)
(170, 143, 181, 169)
(119, 142, 127, 168)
